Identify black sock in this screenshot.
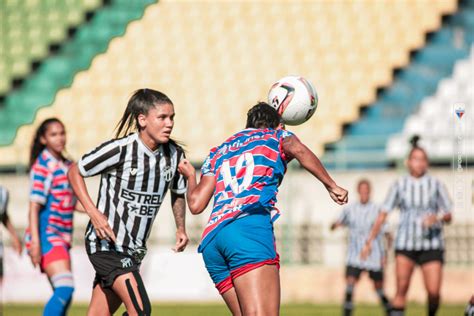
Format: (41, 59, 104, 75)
(390, 307, 405, 316)
(428, 295, 440, 316)
(343, 284, 354, 316)
(429, 302, 439, 316)
(376, 288, 392, 313)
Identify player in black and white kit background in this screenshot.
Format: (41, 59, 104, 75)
(68, 89, 188, 316)
(361, 136, 452, 316)
(331, 179, 392, 316)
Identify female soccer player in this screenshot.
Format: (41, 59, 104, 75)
(178, 102, 348, 316)
(331, 179, 392, 316)
(26, 118, 78, 315)
(68, 88, 188, 316)
(361, 136, 452, 316)
(0, 185, 22, 283)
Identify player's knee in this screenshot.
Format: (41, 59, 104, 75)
(52, 272, 75, 302)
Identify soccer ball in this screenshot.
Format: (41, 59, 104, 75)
(267, 75, 318, 126)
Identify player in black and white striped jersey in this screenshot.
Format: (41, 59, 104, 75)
(0, 185, 22, 282)
(361, 136, 452, 316)
(68, 89, 188, 316)
(331, 179, 392, 316)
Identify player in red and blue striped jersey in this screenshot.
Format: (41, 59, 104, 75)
(25, 118, 83, 316)
(179, 102, 348, 316)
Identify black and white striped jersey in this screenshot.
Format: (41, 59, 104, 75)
(383, 173, 452, 251)
(78, 133, 186, 255)
(0, 186, 7, 223)
(0, 186, 9, 258)
(339, 201, 386, 271)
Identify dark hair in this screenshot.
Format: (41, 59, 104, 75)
(115, 88, 173, 138)
(245, 102, 281, 129)
(357, 178, 371, 189)
(29, 118, 65, 169)
(408, 135, 428, 159)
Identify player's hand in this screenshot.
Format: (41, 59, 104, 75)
(327, 185, 348, 205)
(29, 242, 41, 267)
(90, 209, 116, 243)
(422, 214, 438, 228)
(172, 229, 189, 252)
(360, 242, 372, 260)
(178, 159, 195, 179)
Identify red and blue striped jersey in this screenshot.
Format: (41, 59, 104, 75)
(26, 149, 76, 250)
(198, 128, 294, 252)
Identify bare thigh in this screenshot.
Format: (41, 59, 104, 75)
(233, 265, 280, 316)
(87, 284, 122, 316)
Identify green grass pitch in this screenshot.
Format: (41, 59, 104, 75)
(2, 303, 466, 315)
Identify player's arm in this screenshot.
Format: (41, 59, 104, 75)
(2, 212, 22, 255)
(282, 136, 348, 205)
(360, 211, 388, 260)
(28, 201, 42, 266)
(74, 200, 86, 213)
(178, 159, 215, 215)
(68, 163, 116, 242)
(171, 192, 189, 252)
(330, 221, 344, 231)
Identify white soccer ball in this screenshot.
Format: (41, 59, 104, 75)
(267, 75, 318, 126)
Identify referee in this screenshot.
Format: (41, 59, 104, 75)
(362, 137, 452, 316)
(331, 179, 392, 316)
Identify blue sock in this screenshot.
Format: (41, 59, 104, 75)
(44, 273, 74, 316)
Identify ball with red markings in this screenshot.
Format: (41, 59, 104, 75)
(267, 75, 318, 126)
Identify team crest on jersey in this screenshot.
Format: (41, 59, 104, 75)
(121, 257, 133, 268)
(162, 165, 174, 182)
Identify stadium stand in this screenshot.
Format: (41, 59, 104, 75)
(0, 0, 155, 156)
(0, 0, 103, 95)
(324, 0, 474, 169)
(0, 1, 457, 167)
(387, 45, 473, 163)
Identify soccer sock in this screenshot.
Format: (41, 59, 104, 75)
(428, 295, 440, 316)
(44, 272, 74, 316)
(343, 284, 354, 316)
(376, 288, 392, 313)
(390, 307, 405, 316)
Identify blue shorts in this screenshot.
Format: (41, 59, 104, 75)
(202, 212, 279, 294)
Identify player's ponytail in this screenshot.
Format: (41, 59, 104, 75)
(115, 88, 173, 138)
(408, 134, 428, 160)
(29, 118, 65, 169)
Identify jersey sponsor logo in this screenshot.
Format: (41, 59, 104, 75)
(121, 189, 162, 217)
(121, 257, 133, 268)
(130, 168, 138, 176)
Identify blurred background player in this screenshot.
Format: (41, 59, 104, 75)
(362, 136, 453, 316)
(466, 295, 474, 316)
(178, 102, 348, 316)
(25, 118, 79, 316)
(68, 88, 188, 316)
(0, 185, 22, 284)
(331, 178, 392, 316)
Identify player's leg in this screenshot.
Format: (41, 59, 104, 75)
(420, 251, 443, 316)
(370, 270, 391, 316)
(233, 264, 280, 316)
(42, 246, 74, 316)
(221, 287, 243, 316)
(225, 212, 280, 316)
(87, 282, 122, 316)
(343, 268, 360, 316)
(111, 271, 151, 316)
(391, 252, 417, 316)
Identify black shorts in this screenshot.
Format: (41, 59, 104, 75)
(346, 265, 383, 281)
(395, 249, 444, 265)
(88, 251, 140, 288)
